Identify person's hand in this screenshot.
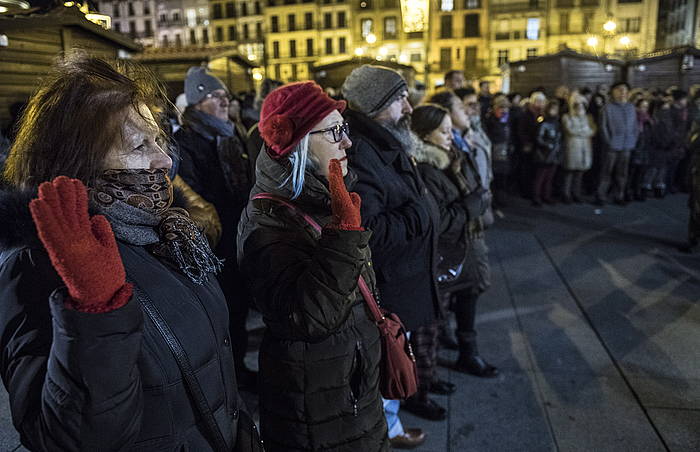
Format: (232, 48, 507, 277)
(327, 159, 363, 230)
(462, 187, 489, 221)
(29, 176, 132, 313)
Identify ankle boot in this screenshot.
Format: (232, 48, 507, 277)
(454, 336, 499, 378)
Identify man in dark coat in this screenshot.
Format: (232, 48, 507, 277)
(174, 66, 257, 388)
(342, 64, 440, 449)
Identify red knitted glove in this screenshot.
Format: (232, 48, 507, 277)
(29, 176, 132, 313)
(328, 159, 363, 231)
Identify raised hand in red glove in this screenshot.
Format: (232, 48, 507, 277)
(29, 176, 132, 313)
(327, 159, 363, 231)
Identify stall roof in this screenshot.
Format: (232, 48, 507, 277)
(0, 5, 140, 51)
(633, 46, 700, 64)
(508, 49, 624, 68)
(312, 57, 416, 73)
(134, 45, 258, 68)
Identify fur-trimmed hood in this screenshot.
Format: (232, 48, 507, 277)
(0, 185, 191, 252)
(408, 134, 452, 170)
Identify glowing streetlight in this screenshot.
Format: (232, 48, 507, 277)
(252, 72, 263, 81)
(587, 36, 599, 48)
(0, 6, 8, 12)
(365, 33, 377, 45)
(603, 19, 617, 33)
(247, 54, 257, 61)
(619, 36, 631, 46)
(354, 47, 365, 56)
(378, 46, 389, 57)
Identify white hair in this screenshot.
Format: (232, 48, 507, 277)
(282, 134, 317, 199)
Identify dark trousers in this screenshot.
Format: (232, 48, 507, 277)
(533, 165, 557, 202)
(452, 289, 478, 343)
(409, 322, 438, 400)
(597, 150, 631, 202)
(627, 164, 648, 198)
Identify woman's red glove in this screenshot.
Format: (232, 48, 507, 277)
(327, 159, 363, 231)
(29, 176, 132, 313)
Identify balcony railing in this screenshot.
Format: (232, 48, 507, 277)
(490, 1, 544, 13)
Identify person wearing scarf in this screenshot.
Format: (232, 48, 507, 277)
(0, 56, 248, 451)
(175, 66, 258, 389)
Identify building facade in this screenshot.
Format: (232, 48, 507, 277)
(209, 0, 264, 64)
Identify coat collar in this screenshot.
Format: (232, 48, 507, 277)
(409, 135, 451, 170)
(345, 109, 405, 167)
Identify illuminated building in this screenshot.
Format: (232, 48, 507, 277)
(262, 0, 354, 82)
(209, 0, 265, 68)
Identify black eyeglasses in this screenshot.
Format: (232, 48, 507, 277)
(309, 121, 350, 143)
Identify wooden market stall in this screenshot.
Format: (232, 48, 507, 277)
(311, 57, 417, 92)
(626, 46, 700, 91)
(0, 4, 139, 125)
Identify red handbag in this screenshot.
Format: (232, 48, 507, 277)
(252, 193, 418, 400)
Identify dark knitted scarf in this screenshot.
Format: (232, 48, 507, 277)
(90, 168, 223, 284)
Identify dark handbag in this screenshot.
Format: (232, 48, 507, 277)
(252, 193, 419, 400)
(131, 284, 264, 452)
(436, 241, 467, 287)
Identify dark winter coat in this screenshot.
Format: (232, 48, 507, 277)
(237, 150, 388, 452)
(0, 189, 241, 451)
(651, 107, 676, 168)
(534, 117, 563, 166)
(175, 110, 254, 261)
(669, 105, 691, 160)
(485, 111, 512, 175)
(631, 117, 654, 167)
(344, 109, 441, 331)
(409, 138, 489, 295)
(517, 107, 542, 154)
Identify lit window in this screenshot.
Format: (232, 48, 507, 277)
(361, 18, 373, 37)
(440, 0, 453, 11)
(526, 18, 540, 40)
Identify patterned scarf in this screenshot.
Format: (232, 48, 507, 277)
(91, 168, 223, 284)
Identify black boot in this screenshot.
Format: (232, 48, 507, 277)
(454, 335, 499, 378)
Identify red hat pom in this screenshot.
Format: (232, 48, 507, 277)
(261, 113, 295, 156)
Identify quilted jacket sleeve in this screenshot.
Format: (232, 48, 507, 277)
(0, 247, 144, 452)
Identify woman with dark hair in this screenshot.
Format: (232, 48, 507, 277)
(410, 104, 498, 386)
(532, 100, 563, 206)
(0, 55, 252, 451)
(628, 98, 654, 201)
(237, 81, 388, 451)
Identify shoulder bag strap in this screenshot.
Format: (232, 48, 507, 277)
(130, 284, 229, 452)
(251, 193, 385, 325)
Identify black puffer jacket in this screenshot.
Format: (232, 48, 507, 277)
(0, 189, 242, 451)
(344, 109, 441, 331)
(237, 150, 388, 452)
(534, 117, 563, 165)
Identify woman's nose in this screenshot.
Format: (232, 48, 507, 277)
(150, 146, 173, 170)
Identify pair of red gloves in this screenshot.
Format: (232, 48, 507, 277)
(29, 161, 362, 313)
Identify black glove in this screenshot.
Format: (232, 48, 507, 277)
(462, 188, 489, 220)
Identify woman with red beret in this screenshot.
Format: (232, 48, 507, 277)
(237, 81, 388, 451)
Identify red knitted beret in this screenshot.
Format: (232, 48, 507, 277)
(259, 81, 346, 159)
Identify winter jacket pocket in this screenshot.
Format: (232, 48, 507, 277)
(348, 340, 365, 416)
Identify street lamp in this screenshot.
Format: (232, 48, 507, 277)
(619, 35, 631, 47)
(366, 33, 377, 45)
(354, 47, 365, 57)
(586, 36, 599, 48)
(603, 19, 617, 33)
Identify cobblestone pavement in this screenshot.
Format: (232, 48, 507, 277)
(1, 193, 698, 451)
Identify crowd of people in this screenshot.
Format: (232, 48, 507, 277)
(0, 55, 699, 452)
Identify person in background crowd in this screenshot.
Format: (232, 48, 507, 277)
(228, 93, 249, 139)
(2, 101, 26, 145)
(628, 99, 654, 201)
(428, 91, 498, 378)
(667, 89, 691, 193)
(579, 87, 593, 106)
(517, 91, 547, 199)
(485, 95, 513, 207)
(644, 96, 674, 198)
(554, 85, 570, 115)
(561, 93, 596, 203)
(596, 81, 639, 206)
(444, 70, 466, 91)
(689, 90, 700, 124)
(684, 117, 700, 253)
(0, 55, 248, 451)
(478, 80, 492, 119)
(174, 66, 258, 390)
(237, 81, 388, 452)
(532, 100, 563, 206)
(458, 87, 494, 225)
(343, 64, 435, 447)
(409, 81, 427, 107)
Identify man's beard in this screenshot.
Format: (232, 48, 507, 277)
(378, 113, 413, 151)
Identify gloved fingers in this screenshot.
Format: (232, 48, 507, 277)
(72, 178, 91, 229)
(349, 192, 362, 211)
(90, 214, 118, 250)
(29, 199, 65, 246)
(328, 159, 352, 203)
(36, 179, 68, 230)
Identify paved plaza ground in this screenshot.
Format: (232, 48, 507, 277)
(0, 193, 698, 451)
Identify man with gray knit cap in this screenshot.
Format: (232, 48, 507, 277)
(343, 65, 440, 449)
(175, 66, 257, 391)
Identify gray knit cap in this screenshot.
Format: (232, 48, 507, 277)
(341, 65, 408, 117)
(184, 66, 228, 106)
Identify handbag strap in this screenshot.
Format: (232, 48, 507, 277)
(251, 193, 385, 324)
(130, 284, 229, 452)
